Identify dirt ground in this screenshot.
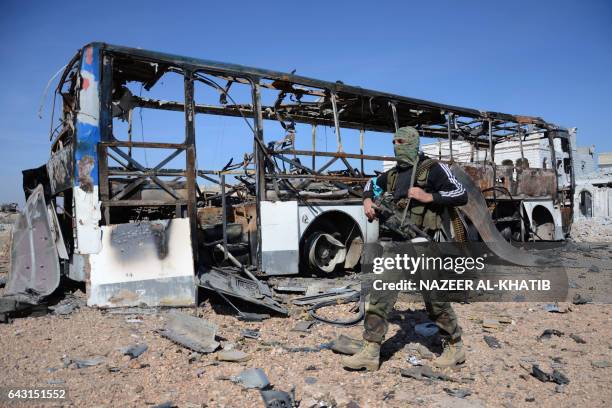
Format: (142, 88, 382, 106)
(0, 216, 611, 408)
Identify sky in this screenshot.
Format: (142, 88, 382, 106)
(0, 0, 610, 204)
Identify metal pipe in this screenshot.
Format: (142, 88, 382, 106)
(390, 102, 399, 132)
(221, 173, 228, 261)
(359, 128, 365, 174)
(447, 113, 453, 162)
(311, 124, 316, 170)
(330, 92, 342, 151)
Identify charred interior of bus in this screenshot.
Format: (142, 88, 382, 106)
(44, 43, 574, 284)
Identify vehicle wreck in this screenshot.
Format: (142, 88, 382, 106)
(1, 42, 575, 316)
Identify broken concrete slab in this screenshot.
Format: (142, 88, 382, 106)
(572, 293, 592, 305)
(158, 311, 219, 353)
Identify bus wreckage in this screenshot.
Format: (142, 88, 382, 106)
(1, 43, 575, 317)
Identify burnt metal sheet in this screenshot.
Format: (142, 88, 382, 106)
(46, 145, 74, 195)
(460, 163, 557, 199)
(88, 218, 195, 307)
(5, 184, 60, 304)
(451, 164, 545, 266)
(159, 311, 219, 353)
(198, 269, 288, 315)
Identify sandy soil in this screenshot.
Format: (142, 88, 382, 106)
(0, 216, 611, 408)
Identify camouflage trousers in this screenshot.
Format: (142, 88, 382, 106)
(363, 286, 463, 344)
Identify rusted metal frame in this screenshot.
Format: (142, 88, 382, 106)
(447, 113, 453, 162)
(389, 102, 399, 131)
(154, 147, 185, 170)
(99, 52, 115, 223)
(103, 140, 185, 149)
(547, 131, 560, 204)
(197, 172, 234, 189)
(339, 156, 358, 177)
(108, 146, 181, 200)
(250, 78, 265, 272)
(220, 173, 228, 260)
(266, 174, 368, 183)
(111, 177, 148, 201)
(271, 153, 363, 197)
(107, 170, 186, 177)
(488, 119, 497, 203)
(311, 125, 316, 170)
(359, 128, 365, 174)
(184, 69, 198, 255)
(97, 145, 111, 223)
(330, 92, 342, 151)
(276, 149, 397, 162)
(102, 199, 188, 207)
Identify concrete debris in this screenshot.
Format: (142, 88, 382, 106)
(260, 388, 297, 408)
(483, 335, 502, 349)
(241, 329, 260, 339)
(158, 311, 219, 353)
(152, 402, 175, 408)
(531, 364, 570, 385)
(444, 388, 472, 398)
(291, 320, 315, 332)
(216, 350, 251, 362)
(539, 329, 564, 340)
(229, 368, 271, 389)
(572, 294, 592, 305)
(569, 333, 586, 344)
(64, 356, 105, 369)
(121, 343, 148, 359)
(543, 303, 570, 313)
(415, 322, 439, 337)
(591, 360, 611, 368)
(588, 265, 600, 273)
(570, 216, 612, 242)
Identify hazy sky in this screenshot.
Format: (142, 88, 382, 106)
(0, 0, 610, 204)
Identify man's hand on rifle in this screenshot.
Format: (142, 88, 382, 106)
(408, 187, 433, 203)
(363, 198, 377, 221)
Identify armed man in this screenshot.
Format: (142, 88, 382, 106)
(341, 126, 468, 371)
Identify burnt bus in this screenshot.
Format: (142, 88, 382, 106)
(7, 43, 574, 308)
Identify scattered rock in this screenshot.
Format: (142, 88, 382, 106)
(241, 329, 260, 339)
(569, 333, 586, 344)
(531, 364, 569, 385)
(121, 343, 148, 359)
(539, 329, 564, 340)
(572, 294, 591, 305)
(588, 265, 600, 273)
(216, 350, 251, 362)
(483, 335, 502, 349)
(228, 368, 270, 389)
(406, 342, 435, 360)
(292, 320, 315, 332)
(304, 376, 317, 384)
(555, 384, 566, 393)
(482, 318, 500, 330)
(591, 360, 611, 368)
(444, 388, 472, 398)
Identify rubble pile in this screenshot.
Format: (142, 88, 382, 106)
(570, 217, 612, 242)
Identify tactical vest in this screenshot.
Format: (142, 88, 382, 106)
(386, 158, 442, 231)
